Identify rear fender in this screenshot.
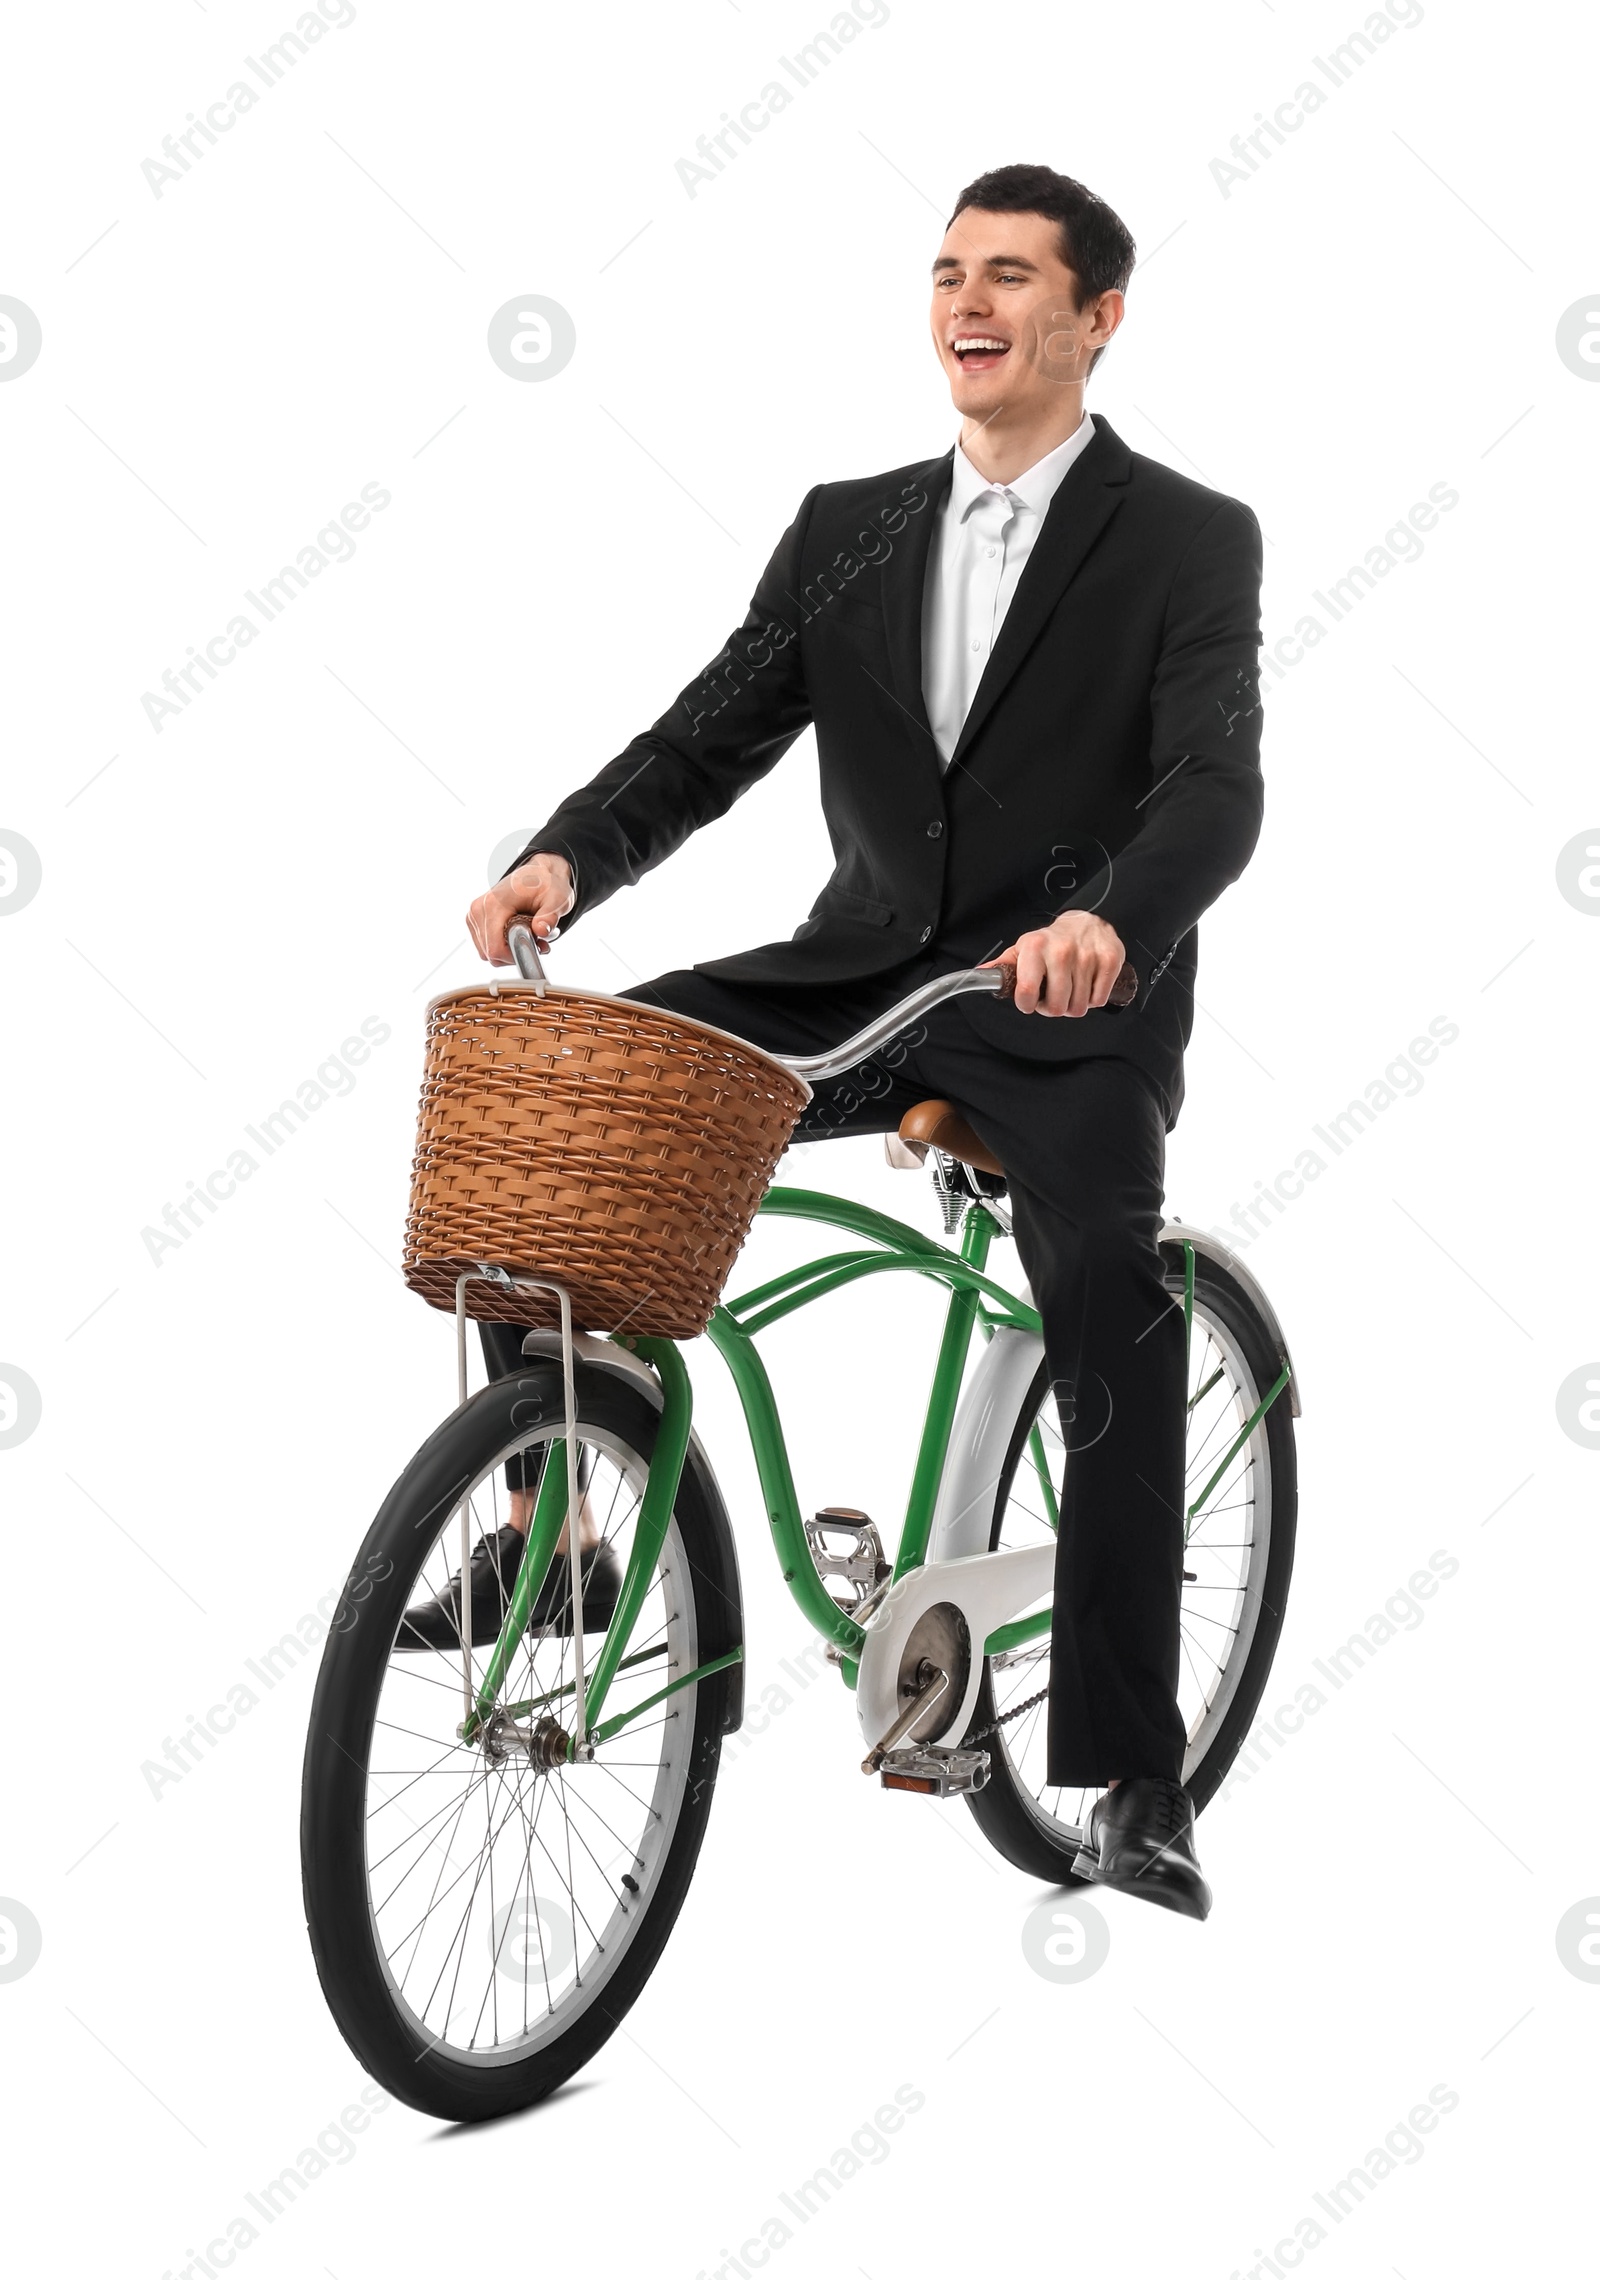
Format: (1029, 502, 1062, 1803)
(927, 1325, 1048, 1564)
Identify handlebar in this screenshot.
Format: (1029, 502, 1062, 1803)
(777, 965, 1012, 1083)
(502, 919, 1136, 1085)
(773, 957, 1135, 1083)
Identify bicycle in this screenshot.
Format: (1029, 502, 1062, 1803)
(301, 935, 1300, 2121)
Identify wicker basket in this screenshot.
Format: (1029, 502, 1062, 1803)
(402, 983, 812, 1337)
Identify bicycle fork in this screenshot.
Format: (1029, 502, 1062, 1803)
(453, 1266, 588, 1749)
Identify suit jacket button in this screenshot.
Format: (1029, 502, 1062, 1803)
(919, 925, 933, 943)
(926, 820, 943, 838)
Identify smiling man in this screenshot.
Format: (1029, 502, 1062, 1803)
(463, 163, 1266, 1921)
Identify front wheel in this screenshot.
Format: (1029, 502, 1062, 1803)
(301, 1358, 738, 2122)
(963, 1239, 1298, 1880)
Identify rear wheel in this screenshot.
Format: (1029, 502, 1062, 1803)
(963, 1240, 1298, 1879)
(301, 1360, 737, 2121)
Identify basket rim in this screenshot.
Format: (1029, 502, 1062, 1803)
(422, 977, 815, 1105)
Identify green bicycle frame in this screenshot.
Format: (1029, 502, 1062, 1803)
(467, 1199, 1284, 1758)
(708, 1190, 1040, 1665)
(464, 1187, 1032, 1748)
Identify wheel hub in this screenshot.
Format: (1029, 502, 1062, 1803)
(479, 1707, 571, 1769)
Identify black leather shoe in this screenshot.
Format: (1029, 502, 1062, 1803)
(397, 1530, 622, 1653)
(1070, 1776, 1212, 1920)
(529, 1540, 623, 1635)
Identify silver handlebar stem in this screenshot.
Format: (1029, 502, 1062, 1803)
(506, 922, 547, 990)
(772, 966, 1007, 1085)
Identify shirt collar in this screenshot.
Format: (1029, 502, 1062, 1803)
(950, 412, 1097, 523)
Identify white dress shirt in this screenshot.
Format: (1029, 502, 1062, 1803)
(920, 413, 1097, 768)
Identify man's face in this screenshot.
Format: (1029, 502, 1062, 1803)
(929, 206, 1119, 421)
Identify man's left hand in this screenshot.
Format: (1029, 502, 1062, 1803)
(984, 910, 1127, 1016)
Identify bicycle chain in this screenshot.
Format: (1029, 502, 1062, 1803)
(964, 1681, 1050, 1751)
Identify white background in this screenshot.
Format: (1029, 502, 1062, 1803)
(2, 0, 1596, 2273)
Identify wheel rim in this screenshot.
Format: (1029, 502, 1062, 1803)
(982, 1291, 1273, 1840)
(360, 1424, 698, 2067)
(1177, 1303, 1273, 1781)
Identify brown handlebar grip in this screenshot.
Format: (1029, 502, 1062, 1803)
(991, 959, 1138, 1008)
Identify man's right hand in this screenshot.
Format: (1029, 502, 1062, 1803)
(467, 851, 575, 966)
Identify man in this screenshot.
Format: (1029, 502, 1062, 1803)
(461, 162, 1265, 1920)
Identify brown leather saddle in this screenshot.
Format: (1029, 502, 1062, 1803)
(894, 1099, 1005, 1180)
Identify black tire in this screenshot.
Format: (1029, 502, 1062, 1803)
(301, 1359, 739, 2122)
(964, 1240, 1298, 1880)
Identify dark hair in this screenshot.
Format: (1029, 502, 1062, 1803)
(946, 163, 1135, 374)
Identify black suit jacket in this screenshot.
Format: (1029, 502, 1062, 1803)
(512, 414, 1265, 1123)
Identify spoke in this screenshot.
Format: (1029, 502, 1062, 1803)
(387, 1657, 498, 1701)
(1179, 1604, 1242, 1636)
(436, 1753, 559, 2040)
(511, 1766, 571, 2027)
(1003, 1497, 1056, 1537)
(483, 1761, 559, 2037)
(369, 1773, 491, 1880)
(525, 1809, 611, 1959)
(519, 1809, 560, 2028)
(364, 1739, 470, 1815)
(432, 1775, 507, 2039)
(1176, 1632, 1230, 1687)
(388, 1755, 538, 1963)
(1184, 1395, 1244, 1480)
(585, 1757, 661, 1817)
(552, 1772, 656, 1855)
(1011, 1693, 1048, 1772)
(376, 1716, 478, 1753)
(383, 1760, 494, 1987)
(545, 1775, 636, 1897)
(1190, 1443, 1252, 1500)
(1178, 1639, 1225, 1700)
(480, 1786, 502, 2051)
(1186, 1499, 1254, 1528)
(1177, 1623, 1215, 1704)
(612, 1606, 671, 1661)
(995, 1672, 1047, 1721)
(991, 1646, 1050, 1678)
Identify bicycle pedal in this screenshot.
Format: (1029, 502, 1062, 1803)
(877, 1746, 990, 1799)
(1070, 1845, 1100, 1882)
(805, 1507, 891, 1614)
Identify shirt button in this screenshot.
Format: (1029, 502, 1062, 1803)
(919, 924, 933, 943)
(970, 638, 983, 651)
(926, 820, 943, 838)
(984, 546, 997, 558)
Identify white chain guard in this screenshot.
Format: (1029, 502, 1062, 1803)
(854, 1544, 1054, 1751)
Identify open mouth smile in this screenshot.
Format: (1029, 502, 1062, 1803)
(951, 334, 1011, 371)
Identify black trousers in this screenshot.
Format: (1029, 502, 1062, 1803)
(482, 955, 1188, 1787)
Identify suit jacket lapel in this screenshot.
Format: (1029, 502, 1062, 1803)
(880, 450, 952, 765)
(946, 415, 1133, 774)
